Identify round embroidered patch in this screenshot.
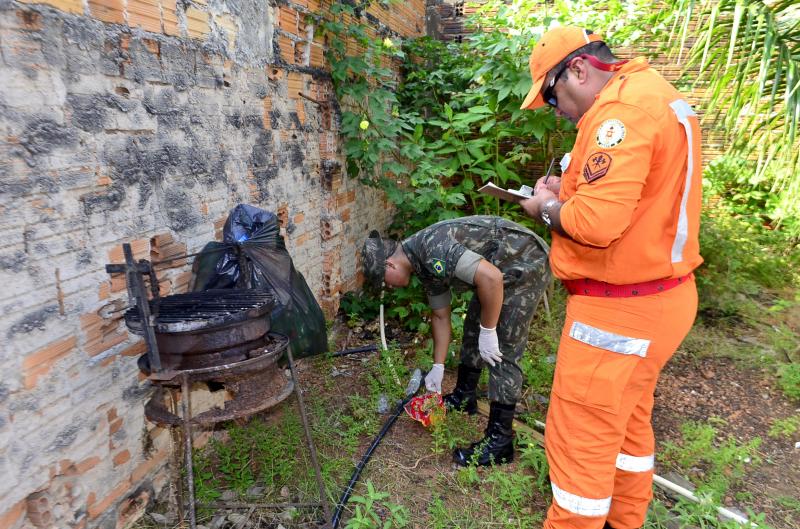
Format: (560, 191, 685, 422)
(596, 119, 626, 148)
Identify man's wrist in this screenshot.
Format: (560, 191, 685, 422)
(540, 198, 560, 227)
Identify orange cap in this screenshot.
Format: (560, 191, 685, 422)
(520, 27, 603, 110)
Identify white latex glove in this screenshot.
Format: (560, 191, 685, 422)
(425, 363, 445, 393)
(479, 325, 503, 366)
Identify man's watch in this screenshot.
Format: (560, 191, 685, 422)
(540, 198, 560, 227)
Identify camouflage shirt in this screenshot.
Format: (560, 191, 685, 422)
(401, 215, 548, 309)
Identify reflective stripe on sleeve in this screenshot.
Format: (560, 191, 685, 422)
(569, 321, 650, 357)
(668, 99, 696, 264)
(616, 452, 655, 472)
(551, 482, 611, 517)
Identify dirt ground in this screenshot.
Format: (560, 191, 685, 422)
(651, 354, 800, 528)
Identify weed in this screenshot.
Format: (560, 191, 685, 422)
(191, 450, 221, 505)
(427, 497, 481, 529)
(768, 414, 800, 438)
(776, 495, 800, 513)
(660, 419, 762, 499)
(777, 363, 800, 401)
(481, 467, 536, 521)
(430, 410, 480, 454)
(344, 481, 409, 529)
(516, 435, 550, 493)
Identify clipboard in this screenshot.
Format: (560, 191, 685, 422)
(478, 182, 533, 203)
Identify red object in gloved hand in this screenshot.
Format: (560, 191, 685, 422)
(404, 393, 446, 427)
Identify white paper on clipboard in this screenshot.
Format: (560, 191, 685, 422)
(478, 182, 533, 203)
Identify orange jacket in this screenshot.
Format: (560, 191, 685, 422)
(553, 57, 703, 283)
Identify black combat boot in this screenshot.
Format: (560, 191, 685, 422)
(453, 401, 515, 466)
(443, 364, 481, 415)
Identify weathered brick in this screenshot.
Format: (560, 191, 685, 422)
(88, 0, 125, 24)
(0, 498, 26, 528)
(22, 336, 77, 371)
(130, 445, 168, 483)
(279, 35, 295, 64)
(107, 239, 150, 264)
(127, 0, 162, 33)
(120, 340, 146, 357)
(112, 449, 131, 466)
(185, 7, 210, 38)
(279, 7, 298, 34)
(161, 0, 179, 36)
(15, 9, 43, 30)
(17, 0, 84, 14)
(87, 478, 131, 519)
(22, 336, 78, 389)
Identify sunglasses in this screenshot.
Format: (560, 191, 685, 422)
(542, 61, 570, 108)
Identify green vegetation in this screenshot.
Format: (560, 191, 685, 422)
(345, 481, 409, 529)
(660, 419, 762, 500)
(664, 0, 800, 234)
(768, 414, 800, 438)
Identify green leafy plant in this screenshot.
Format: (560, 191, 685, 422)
(516, 435, 550, 493)
(480, 467, 538, 524)
(345, 481, 410, 529)
(660, 419, 762, 499)
(429, 408, 480, 454)
(662, 0, 800, 233)
(777, 363, 800, 401)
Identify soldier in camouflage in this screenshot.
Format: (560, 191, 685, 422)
(362, 215, 550, 466)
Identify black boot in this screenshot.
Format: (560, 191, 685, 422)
(443, 364, 481, 415)
(453, 401, 515, 466)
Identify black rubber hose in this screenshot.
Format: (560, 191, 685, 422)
(330, 395, 412, 528)
(331, 344, 379, 357)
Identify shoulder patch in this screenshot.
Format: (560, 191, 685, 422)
(429, 258, 446, 277)
(583, 152, 612, 183)
(596, 119, 626, 148)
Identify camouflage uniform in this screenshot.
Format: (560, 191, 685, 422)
(401, 215, 551, 404)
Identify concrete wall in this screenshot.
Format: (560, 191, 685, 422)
(0, 0, 426, 527)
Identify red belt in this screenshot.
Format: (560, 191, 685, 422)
(562, 273, 693, 298)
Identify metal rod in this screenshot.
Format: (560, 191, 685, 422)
(124, 244, 162, 372)
(298, 92, 324, 106)
(180, 374, 197, 529)
(286, 345, 332, 527)
(169, 389, 186, 525)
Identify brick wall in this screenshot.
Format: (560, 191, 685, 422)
(0, 0, 426, 527)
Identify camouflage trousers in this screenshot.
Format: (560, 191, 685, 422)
(460, 231, 551, 405)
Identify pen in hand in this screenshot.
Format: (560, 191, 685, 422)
(543, 157, 556, 185)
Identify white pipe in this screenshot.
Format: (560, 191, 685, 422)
(379, 302, 388, 351)
(651, 474, 754, 526)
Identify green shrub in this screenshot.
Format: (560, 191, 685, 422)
(777, 363, 800, 401)
(660, 419, 762, 499)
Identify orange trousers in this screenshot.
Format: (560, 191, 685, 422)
(543, 277, 698, 529)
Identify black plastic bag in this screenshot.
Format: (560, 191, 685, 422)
(191, 204, 327, 358)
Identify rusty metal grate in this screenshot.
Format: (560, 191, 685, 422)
(124, 289, 274, 333)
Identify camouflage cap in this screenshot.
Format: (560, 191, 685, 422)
(362, 230, 399, 290)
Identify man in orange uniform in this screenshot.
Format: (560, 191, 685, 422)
(518, 27, 703, 529)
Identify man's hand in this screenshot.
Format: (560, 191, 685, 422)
(536, 175, 561, 195)
(478, 325, 503, 366)
(520, 188, 556, 220)
(425, 363, 445, 393)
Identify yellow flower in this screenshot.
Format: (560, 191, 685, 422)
(383, 37, 394, 48)
(359, 120, 370, 130)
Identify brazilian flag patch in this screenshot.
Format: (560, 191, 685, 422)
(430, 258, 446, 277)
